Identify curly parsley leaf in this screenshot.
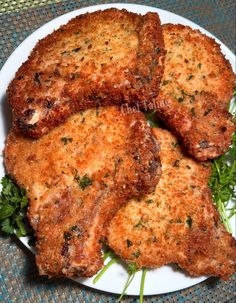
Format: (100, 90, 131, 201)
(0, 176, 30, 237)
(209, 88, 236, 233)
(209, 133, 236, 233)
(1, 218, 14, 234)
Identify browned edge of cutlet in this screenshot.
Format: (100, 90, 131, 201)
(154, 23, 236, 160)
(155, 91, 235, 161)
(8, 8, 165, 138)
(106, 128, 236, 280)
(4, 107, 162, 277)
(162, 24, 236, 103)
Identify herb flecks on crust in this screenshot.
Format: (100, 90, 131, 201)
(8, 8, 165, 138)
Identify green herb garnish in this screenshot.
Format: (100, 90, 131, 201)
(209, 89, 236, 233)
(134, 221, 144, 229)
(191, 107, 196, 116)
(132, 250, 141, 258)
(186, 216, 192, 228)
(172, 142, 179, 148)
(146, 199, 154, 204)
(102, 249, 114, 262)
(118, 262, 138, 302)
(228, 86, 236, 118)
(139, 268, 147, 303)
(75, 174, 93, 190)
(93, 250, 118, 284)
(0, 176, 29, 237)
(127, 239, 133, 247)
(188, 74, 193, 80)
(162, 80, 170, 85)
(144, 110, 159, 128)
(144, 110, 166, 128)
(60, 137, 73, 145)
(208, 132, 236, 233)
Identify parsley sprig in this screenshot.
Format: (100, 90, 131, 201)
(0, 176, 30, 237)
(92, 250, 118, 284)
(139, 268, 147, 303)
(93, 251, 147, 302)
(208, 89, 236, 233)
(118, 262, 138, 302)
(209, 132, 236, 233)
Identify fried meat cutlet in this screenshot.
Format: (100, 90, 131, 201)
(107, 128, 236, 280)
(8, 8, 165, 138)
(155, 24, 235, 160)
(4, 106, 161, 277)
(156, 91, 235, 160)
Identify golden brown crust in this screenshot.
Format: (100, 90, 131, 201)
(107, 128, 236, 280)
(154, 24, 235, 160)
(4, 106, 161, 277)
(8, 8, 165, 138)
(161, 24, 235, 103)
(156, 91, 235, 161)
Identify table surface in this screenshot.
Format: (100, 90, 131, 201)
(0, 1, 235, 302)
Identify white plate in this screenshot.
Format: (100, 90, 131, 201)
(0, 2, 235, 297)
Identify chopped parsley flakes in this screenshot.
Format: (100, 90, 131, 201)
(60, 137, 73, 145)
(75, 174, 93, 190)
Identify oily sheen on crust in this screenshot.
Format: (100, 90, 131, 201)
(107, 128, 236, 280)
(4, 106, 161, 277)
(8, 8, 165, 138)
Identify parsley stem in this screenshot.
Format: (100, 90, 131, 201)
(93, 257, 118, 284)
(228, 210, 236, 219)
(103, 250, 114, 261)
(145, 110, 157, 120)
(213, 159, 220, 176)
(229, 161, 236, 177)
(139, 268, 147, 303)
(218, 197, 232, 233)
(118, 272, 136, 301)
(210, 156, 235, 234)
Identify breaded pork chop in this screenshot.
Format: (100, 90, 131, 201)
(161, 24, 235, 103)
(107, 128, 236, 280)
(8, 8, 165, 138)
(155, 24, 235, 160)
(4, 106, 161, 277)
(156, 91, 235, 160)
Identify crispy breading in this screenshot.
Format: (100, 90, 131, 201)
(161, 24, 235, 103)
(8, 8, 165, 138)
(154, 24, 235, 160)
(4, 106, 161, 277)
(107, 128, 236, 280)
(156, 91, 235, 160)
